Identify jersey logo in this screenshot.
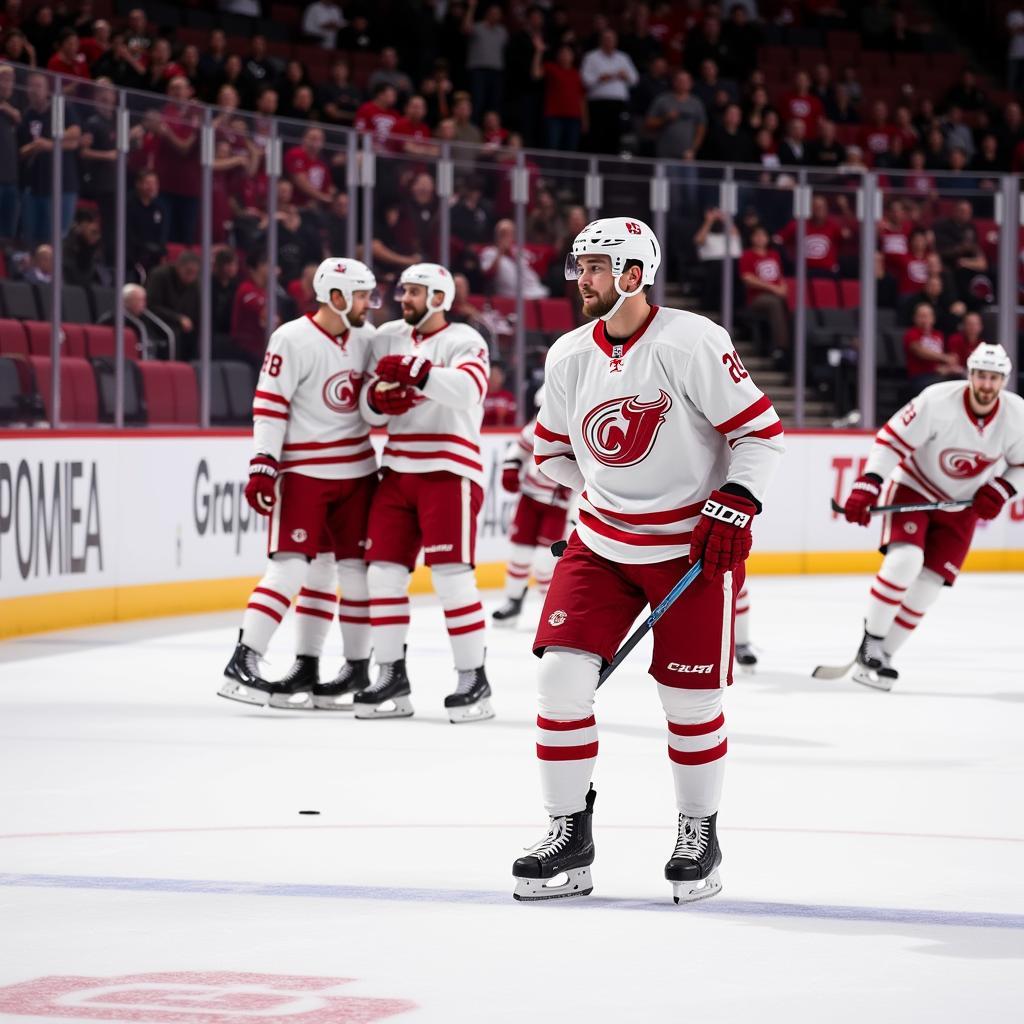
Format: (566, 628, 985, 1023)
(322, 369, 364, 413)
(938, 448, 996, 479)
(581, 390, 672, 468)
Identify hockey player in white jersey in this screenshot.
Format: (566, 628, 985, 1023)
(219, 258, 382, 709)
(493, 388, 574, 628)
(839, 343, 1024, 690)
(510, 218, 784, 904)
(356, 263, 494, 723)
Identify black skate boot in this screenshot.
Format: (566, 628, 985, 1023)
(735, 643, 758, 672)
(353, 658, 414, 719)
(218, 631, 274, 706)
(852, 629, 898, 692)
(665, 811, 723, 904)
(512, 786, 596, 901)
(311, 658, 371, 710)
(267, 655, 318, 710)
(444, 666, 494, 723)
(491, 594, 524, 628)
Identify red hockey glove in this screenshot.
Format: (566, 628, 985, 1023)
(244, 454, 278, 515)
(843, 473, 882, 527)
(501, 466, 521, 493)
(689, 488, 757, 579)
(375, 353, 431, 388)
(367, 380, 416, 415)
(972, 477, 1016, 520)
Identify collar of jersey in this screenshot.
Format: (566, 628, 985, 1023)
(962, 383, 999, 431)
(591, 305, 659, 359)
(412, 321, 451, 344)
(306, 312, 348, 348)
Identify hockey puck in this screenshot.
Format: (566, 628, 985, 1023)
(299, 810, 320, 815)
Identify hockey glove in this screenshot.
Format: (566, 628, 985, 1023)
(843, 473, 882, 526)
(972, 477, 1016, 520)
(689, 488, 758, 579)
(375, 353, 432, 389)
(244, 454, 278, 515)
(367, 380, 417, 416)
(501, 465, 521, 493)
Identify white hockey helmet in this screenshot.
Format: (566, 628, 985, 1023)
(565, 216, 662, 322)
(397, 262, 455, 328)
(313, 257, 381, 329)
(966, 342, 1012, 377)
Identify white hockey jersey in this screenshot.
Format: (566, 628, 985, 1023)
(534, 305, 784, 564)
(252, 313, 379, 480)
(503, 418, 573, 508)
(865, 380, 1024, 501)
(360, 319, 490, 487)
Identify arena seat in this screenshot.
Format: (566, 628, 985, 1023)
(809, 278, 840, 309)
(537, 298, 576, 332)
(138, 361, 199, 424)
(91, 358, 144, 423)
(220, 360, 257, 423)
(839, 279, 861, 309)
(0, 319, 28, 356)
(0, 280, 41, 320)
(62, 323, 88, 357)
(0, 357, 24, 422)
(28, 356, 99, 423)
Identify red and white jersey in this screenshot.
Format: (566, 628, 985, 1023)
(865, 380, 1024, 502)
(504, 418, 573, 508)
(361, 319, 490, 487)
(252, 313, 378, 480)
(534, 305, 784, 564)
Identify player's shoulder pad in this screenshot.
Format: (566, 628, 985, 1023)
(444, 320, 489, 350)
(544, 320, 597, 368)
(651, 306, 731, 357)
(375, 318, 409, 336)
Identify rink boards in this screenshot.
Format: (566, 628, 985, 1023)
(1, 427, 1023, 637)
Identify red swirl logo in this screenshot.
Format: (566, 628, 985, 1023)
(938, 448, 995, 479)
(322, 370, 364, 413)
(581, 390, 672, 467)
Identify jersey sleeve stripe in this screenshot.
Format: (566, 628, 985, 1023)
(713, 394, 772, 434)
(876, 438, 904, 457)
(882, 423, 915, 452)
(253, 408, 289, 420)
(383, 446, 483, 472)
(455, 360, 488, 381)
(731, 420, 784, 443)
(534, 421, 572, 445)
(582, 491, 703, 525)
(579, 509, 693, 546)
(387, 432, 481, 453)
(282, 435, 371, 451)
(457, 364, 486, 399)
(254, 389, 290, 406)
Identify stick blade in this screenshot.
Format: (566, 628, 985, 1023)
(812, 660, 855, 680)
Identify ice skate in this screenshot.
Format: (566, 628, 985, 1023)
(735, 643, 757, 673)
(444, 666, 494, 723)
(665, 811, 722, 904)
(353, 658, 414, 719)
(311, 658, 371, 710)
(851, 630, 898, 692)
(267, 655, 318, 710)
(491, 595, 524, 628)
(512, 786, 596, 901)
(218, 632, 276, 706)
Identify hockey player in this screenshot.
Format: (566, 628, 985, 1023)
(356, 262, 494, 723)
(493, 389, 574, 628)
(734, 585, 756, 670)
(510, 218, 784, 903)
(219, 258, 382, 709)
(840, 343, 1024, 690)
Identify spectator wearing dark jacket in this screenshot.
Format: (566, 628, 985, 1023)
(126, 169, 168, 275)
(62, 208, 104, 286)
(145, 251, 201, 361)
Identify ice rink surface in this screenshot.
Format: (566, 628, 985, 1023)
(1, 573, 1023, 1023)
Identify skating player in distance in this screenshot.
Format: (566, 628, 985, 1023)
(510, 217, 783, 904)
(837, 343, 1024, 690)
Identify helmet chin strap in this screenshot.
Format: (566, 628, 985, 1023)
(599, 274, 644, 323)
(414, 298, 445, 331)
(331, 292, 352, 333)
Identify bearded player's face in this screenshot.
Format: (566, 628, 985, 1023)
(346, 290, 371, 327)
(400, 284, 429, 324)
(576, 255, 618, 319)
(969, 369, 1005, 410)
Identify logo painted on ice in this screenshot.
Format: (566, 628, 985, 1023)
(580, 390, 672, 467)
(548, 609, 567, 626)
(938, 448, 995, 479)
(0, 972, 416, 1023)
(322, 370, 364, 413)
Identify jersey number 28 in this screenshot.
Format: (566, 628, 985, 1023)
(262, 352, 283, 377)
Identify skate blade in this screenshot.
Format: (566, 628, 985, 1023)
(851, 667, 894, 692)
(268, 691, 314, 710)
(217, 679, 269, 707)
(513, 867, 593, 901)
(447, 698, 495, 724)
(354, 696, 414, 719)
(671, 869, 722, 905)
(311, 694, 357, 711)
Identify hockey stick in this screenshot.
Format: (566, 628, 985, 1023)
(811, 658, 857, 680)
(829, 497, 972, 516)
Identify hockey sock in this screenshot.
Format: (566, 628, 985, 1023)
(537, 647, 601, 817)
(337, 558, 372, 660)
(366, 561, 411, 664)
(432, 563, 486, 670)
(865, 543, 924, 637)
(242, 554, 308, 655)
(505, 543, 533, 599)
(532, 542, 557, 596)
(883, 568, 945, 656)
(659, 686, 727, 818)
(735, 586, 751, 645)
(293, 552, 337, 657)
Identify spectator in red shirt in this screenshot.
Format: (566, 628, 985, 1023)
(739, 225, 790, 360)
(154, 76, 201, 243)
(231, 251, 271, 368)
(353, 83, 400, 149)
(878, 198, 913, 272)
(143, 37, 184, 94)
(774, 195, 848, 276)
(903, 302, 965, 386)
(537, 43, 585, 152)
(283, 126, 335, 209)
(859, 100, 895, 164)
(78, 19, 110, 67)
(893, 228, 932, 295)
(779, 70, 823, 140)
(946, 310, 986, 366)
(390, 94, 436, 158)
(482, 110, 510, 148)
(287, 262, 319, 317)
(483, 363, 518, 427)
(47, 27, 90, 80)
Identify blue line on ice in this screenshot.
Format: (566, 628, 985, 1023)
(1, 873, 1022, 930)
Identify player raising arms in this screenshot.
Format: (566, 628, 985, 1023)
(838, 343, 1024, 690)
(219, 258, 382, 709)
(356, 263, 494, 723)
(510, 218, 784, 904)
